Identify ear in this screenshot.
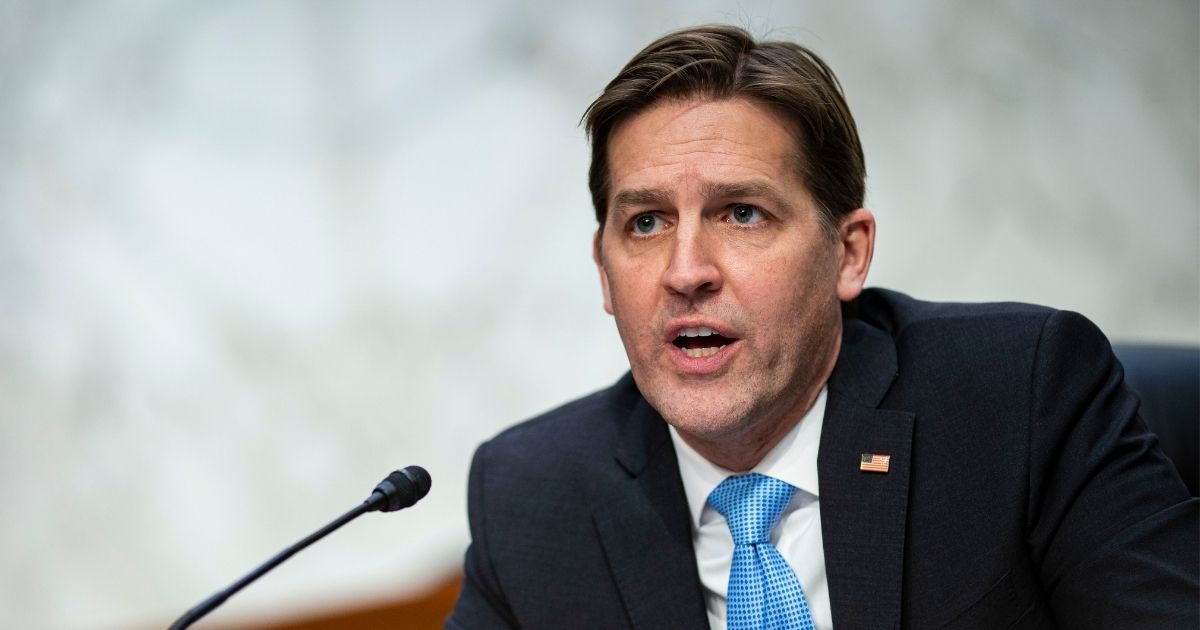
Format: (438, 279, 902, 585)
(835, 208, 876, 302)
(593, 230, 614, 315)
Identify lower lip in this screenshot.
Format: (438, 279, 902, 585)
(668, 340, 740, 375)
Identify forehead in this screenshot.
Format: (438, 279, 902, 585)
(606, 98, 804, 201)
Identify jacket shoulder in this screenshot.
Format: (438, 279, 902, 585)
(480, 373, 640, 472)
(858, 287, 1058, 334)
(856, 288, 1113, 356)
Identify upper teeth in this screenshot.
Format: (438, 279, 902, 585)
(679, 326, 716, 338)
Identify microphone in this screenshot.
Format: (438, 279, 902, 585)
(169, 466, 431, 630)
(365, 466, 432, 512)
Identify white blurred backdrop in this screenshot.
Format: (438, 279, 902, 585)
(1, 1, 1196, 628)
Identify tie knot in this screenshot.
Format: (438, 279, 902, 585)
(707, 473, 796, 545)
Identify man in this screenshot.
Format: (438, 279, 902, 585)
(447, 25, 1197, 629)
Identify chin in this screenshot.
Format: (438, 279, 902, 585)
(648, 388, 761, 442)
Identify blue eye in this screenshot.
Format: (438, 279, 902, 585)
(633, 213, 663, 234)
(730, 204, 764, 224)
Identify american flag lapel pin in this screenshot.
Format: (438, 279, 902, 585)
(860, 453, 891, 473)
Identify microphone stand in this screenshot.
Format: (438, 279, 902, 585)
(169, 501, 372, 629)
(168, 466, 430, 629)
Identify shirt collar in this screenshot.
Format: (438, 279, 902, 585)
(669, 386, 826, 530)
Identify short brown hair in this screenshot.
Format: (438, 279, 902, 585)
(583, 25, 865, 236)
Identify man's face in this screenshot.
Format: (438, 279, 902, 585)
(595, 97, 869, 450)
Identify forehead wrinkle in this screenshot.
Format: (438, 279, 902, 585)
(660, 132, 781, 158)
(653, 132, 793, 184)
(624, 143, 787, 184)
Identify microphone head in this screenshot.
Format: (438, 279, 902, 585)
(399, 465, 432, 502)
(371, 466, 432, 512)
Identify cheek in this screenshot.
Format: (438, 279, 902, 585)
(606, 266, 650, 308)
(736, 250, 838, 327)
(605, 269, 660, 340)
(731, 247, 816, 297)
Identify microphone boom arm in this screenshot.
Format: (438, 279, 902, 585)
(168, 466, 431, 629)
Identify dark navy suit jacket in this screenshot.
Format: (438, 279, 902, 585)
(447, 289, 1198, 629)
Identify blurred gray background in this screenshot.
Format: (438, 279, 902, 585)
(2, 1, 1196, 628)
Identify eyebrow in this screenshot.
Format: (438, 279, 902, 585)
(611, 188, 673, 214)
(702, 181, 795, 212)
(609, 180, 797, 215)
(700, 182, 796, 217)
(609, 177, 796, 222)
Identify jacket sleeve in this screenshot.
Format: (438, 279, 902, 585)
(1026, 310, 1198, 627)
(445, 441, 520, 630)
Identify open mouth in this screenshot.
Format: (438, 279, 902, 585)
(672, 326, 737, 358)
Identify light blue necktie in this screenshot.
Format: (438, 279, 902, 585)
(708, 473, 815, 630)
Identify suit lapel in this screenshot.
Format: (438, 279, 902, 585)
(819, 319, 915, 629)
(593, 395, 709, 629)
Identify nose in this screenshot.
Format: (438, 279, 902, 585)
(662, 222, 722, 299)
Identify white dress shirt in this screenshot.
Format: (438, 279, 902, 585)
(668, 386, 831, 630)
